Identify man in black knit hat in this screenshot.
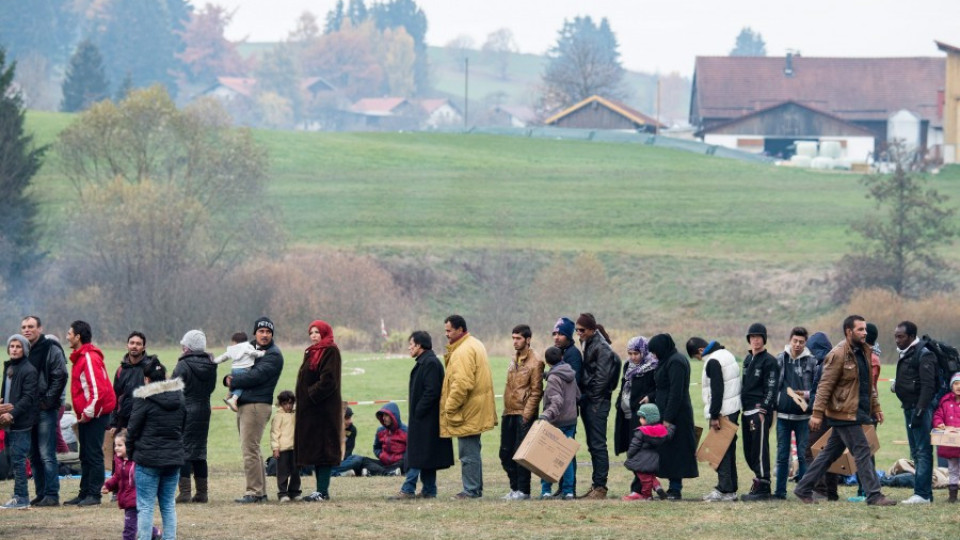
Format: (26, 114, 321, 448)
(740, 322, 779, 501)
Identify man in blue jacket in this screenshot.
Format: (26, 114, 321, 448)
(774, 327, 816, 500)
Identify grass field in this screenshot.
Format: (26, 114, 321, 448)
(2, 348, 958, 539)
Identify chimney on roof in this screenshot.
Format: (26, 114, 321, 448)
(784, 52, 795, 77)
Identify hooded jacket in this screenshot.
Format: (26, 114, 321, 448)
(580, 332, 622, 402)
(373, 402, 408, 467)
(776, 345, 816, 419)
(70, 343, 117, 422)
(26, 335, 68, 411)
(1, 356, 39, 430)
(624, 423, 673, 473)
(126, 378, 186, 468)
(440, 334, 497, 438)
(172, 351, 219, 461)
(103, 455, 137, 510)
(502, 347, 544, 420)
(539, 362, 579, 428)
(111, 353, 158, 429)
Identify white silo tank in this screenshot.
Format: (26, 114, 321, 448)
(887, 110, 921, 149)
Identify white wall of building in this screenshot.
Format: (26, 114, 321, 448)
(704, 133, 874, 163)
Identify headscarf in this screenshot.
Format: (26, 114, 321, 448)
(305, 320, 336, 371)
(625, 336, 658, 377)
(647, 333, 677, 363)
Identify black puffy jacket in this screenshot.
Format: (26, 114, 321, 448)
(228, 341, 284, 405)
(111, 354, 158, 429)
(1, 357, 39, 430)
(26, 336, 68, 411)
(127, 379, 186, 468)
(172, 351, 219, 461)
(580, 333, 622, 401)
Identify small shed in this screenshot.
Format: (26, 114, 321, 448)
(544, 95, 664, 132)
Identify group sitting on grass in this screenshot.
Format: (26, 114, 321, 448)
(3, 312, 960, 530)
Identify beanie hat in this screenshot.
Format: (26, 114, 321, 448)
(180, 330, 207, 352)
(344, 406, 354, 418)
(951, 372, 960, 387)
(576, 313, 597, 331)
(746, 322, 767, 345)
(6, 334, 30, 357)
(865, 323, 879, 346)
(254, 316, 275, 335)
(552, 317, 575, 340)
(636, 403, 661, 424)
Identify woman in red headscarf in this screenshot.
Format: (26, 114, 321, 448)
(294, 320, 343, 502)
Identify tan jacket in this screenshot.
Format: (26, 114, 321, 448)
(502, 348, 544, 421)
(271, 408, 295, 452)
(440, 334, 498, 437)
(812, 339, 881, 422)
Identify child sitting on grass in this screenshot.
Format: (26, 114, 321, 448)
(102, 430, 159, 540)
(271, 390, 300, 502)
(622, 403, 671, 501)
(213, 332, 265, 412)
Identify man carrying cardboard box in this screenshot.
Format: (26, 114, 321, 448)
(794, 315, 896, 506)
(692, 339, 741, 502)
(499, 325, 544, 501)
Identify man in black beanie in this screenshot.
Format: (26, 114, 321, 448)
(740, 322, 779, 501)
(226, 316, 284, 503)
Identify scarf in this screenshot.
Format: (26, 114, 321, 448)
(305, 320, 335, 371)
(623, 336, 658, 400)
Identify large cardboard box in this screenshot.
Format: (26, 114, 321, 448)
(931, 428, 960, 448)
(696, 417, 738, 470)
(513, 420, 580, 484)
(811, 425, 880, 475)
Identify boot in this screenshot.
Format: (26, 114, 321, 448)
(949, 486, 958, 503)
(175, 476, 192, 503)
(191, 477, 208, 503)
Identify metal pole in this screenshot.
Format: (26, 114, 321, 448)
(656, 78, 661, 137)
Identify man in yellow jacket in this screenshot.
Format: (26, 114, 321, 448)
(440, 315, 497, 499)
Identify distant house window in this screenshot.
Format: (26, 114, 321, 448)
(737, 138, 764, 148)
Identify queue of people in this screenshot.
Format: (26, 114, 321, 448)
(3, 311, 960, 540)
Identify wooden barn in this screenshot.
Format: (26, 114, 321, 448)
(545, 95, 663, 132)
(937, 41, 960, 163)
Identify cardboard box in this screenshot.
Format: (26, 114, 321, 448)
(810, 425, 880, 475)
(931, 428, 960, 448)
(513, 420, 580, 484)
(696, 417, 738, 470)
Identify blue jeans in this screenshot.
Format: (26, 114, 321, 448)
(905, 407, 934, 500)
(540, 424, 577, 496)
(30, 407, 60, 499)
(229, 367, 249, 399)
(775, 417, 810, 497)
(136, 465, 179, 540)
(331, 454, 363, 476)
(401, 468, 437, 496)
(458, 435, 483, 497)
(7, 429, 31, 500)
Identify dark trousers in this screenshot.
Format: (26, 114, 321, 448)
(358, 456, 401, 476)
(276, 450, 301, 498)
(795, 423, 882, 501)
(742, 412, 772, 488)
(180, 459, 208, 479)
(580, 397, 611, 488)
(77, 415, 109, 499)
(717, 412, 740, 494)
(499, 415, 532, 494)
(806, 424, 839, 498)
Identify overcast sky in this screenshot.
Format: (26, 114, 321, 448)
(214, 0, 958, 75)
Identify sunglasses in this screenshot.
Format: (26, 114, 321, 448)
(575, 328, 587, 334)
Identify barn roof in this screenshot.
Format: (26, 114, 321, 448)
(544, 95, 664, 128)
(350, 97, 409, 116)
(691, 56, 945, 124)
(699, 100, 875, 137)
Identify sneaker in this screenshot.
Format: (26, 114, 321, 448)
(702, 489, 724, 502)
(223, 395, 239, 412)
(302, 492, 329, 502)
(388, 491, 417, 501)
(866, 495, 897, 506)
(452, 491, 480, 500)
(901, 494, 931, 504)
(579, 486, 608, 500)
(514, 492, 530, 500)
(63, 495, 83, 506)
(340, 469, 356, 477)
(33, 497, 59, 507)
(664, 490, 682, 501)
(29, 495, 43, 506)
(361, 468, 370, 477)
(1, 497, 30, 509)
(539, 492, 553, 500)
(76, 496, 101, 507)
(621, 492, 650, 501)
(561, 493, 576, 500)
(741, 491, 772, 502)
(655, 488, 668, 500)
(502, 490, 520, 500)
(388, 468, 403, 476)
(234, 494, 268, 503)
(279, 496, 291, 503)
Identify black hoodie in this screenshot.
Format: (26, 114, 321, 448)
(127, 378, 186, 468)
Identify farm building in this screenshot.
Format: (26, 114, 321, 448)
(545, 95, 663, 132)
(690, 55, 945, 161)
(346, 97, 463, 130)
(937, 41, 960, 163)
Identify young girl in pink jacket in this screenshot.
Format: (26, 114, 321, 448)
(101, 431, 159, 539)
(933, 372, 960, 504)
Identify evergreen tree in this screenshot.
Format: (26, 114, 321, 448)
(0, 0, 78, 66)
(97, 0, 190, 97)
(371, 0, 428, 94)
(540, 16, 625, 111)
(0, 49, 45, 286)
(730, 27, 767, 56)
(61, 39, 110, 112)
(325, 0, 344, 34)
(348, 0, 369, 26)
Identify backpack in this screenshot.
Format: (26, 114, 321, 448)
(918, 335, 960, 400)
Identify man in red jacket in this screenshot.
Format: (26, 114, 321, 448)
(65, 320, 117, 507)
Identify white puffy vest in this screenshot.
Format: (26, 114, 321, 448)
(701, 349, 742, 419)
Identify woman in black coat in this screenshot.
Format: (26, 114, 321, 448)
(649, 333, 699, 499)
(398, 331, 453, 498)
(171, 330, 218, 503)
(614, 336, 658, 456)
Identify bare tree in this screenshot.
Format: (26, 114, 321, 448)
(540, 16, 625, 114)
(445, 34, 474, 67)
(482, 28, 518, 80)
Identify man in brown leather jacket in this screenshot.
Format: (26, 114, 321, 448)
(499, 324, 544, 500)
(793, 315, 896, 506)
